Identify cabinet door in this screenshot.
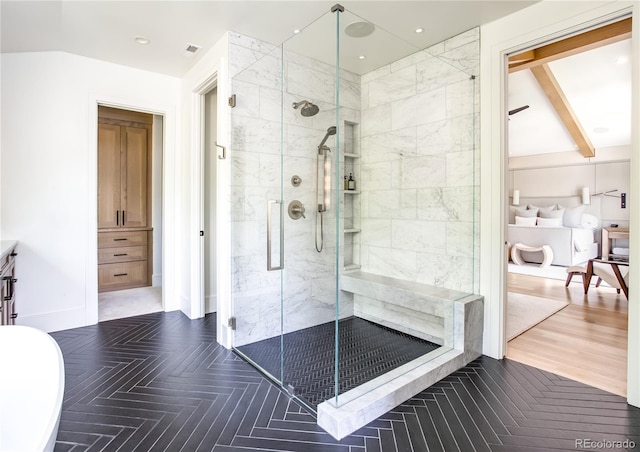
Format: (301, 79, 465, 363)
(98, 124, 122, 229)
(121, 126, 149, 228)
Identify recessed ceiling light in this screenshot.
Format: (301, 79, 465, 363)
(616, 56, 628, 64)
(594, 127, 609, 134)
(415, 27, 424, 33)
(293, 29, 301, 34)
(358, 55, 366, 60)
(134, 36, 150, 45)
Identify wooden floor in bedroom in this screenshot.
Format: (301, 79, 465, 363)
(507, 272, 629, 397)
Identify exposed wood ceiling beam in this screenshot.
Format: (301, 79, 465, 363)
(509, 17, 631, 73)
(530, 64, 595, 158)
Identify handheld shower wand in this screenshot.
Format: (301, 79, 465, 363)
(315, 126, 337, 252)
(318, 126, 337, 150)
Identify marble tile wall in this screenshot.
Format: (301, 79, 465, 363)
(229, 27, 481, 345)
(359, 29, 480, 293)
(229, 32, 358, 346)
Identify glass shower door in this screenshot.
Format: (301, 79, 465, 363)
(229, 12, 343, 409)
(230, 40, 286, 384)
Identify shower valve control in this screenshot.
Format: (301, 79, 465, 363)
(288, 200, 306, 220)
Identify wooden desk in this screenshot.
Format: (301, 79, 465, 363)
(583, 258, 629, 299)
(601, 227, 629, 260)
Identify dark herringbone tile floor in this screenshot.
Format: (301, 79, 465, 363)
(237, 317, 439, 409)
(51, 311, 640, 451)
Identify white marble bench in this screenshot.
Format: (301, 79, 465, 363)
(317, 271, 484, 439)
(340, 271, 482, 348)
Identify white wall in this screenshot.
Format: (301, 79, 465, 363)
(509, 148, 631, 227)
(480, 0, 639, 406)
(0, 51, 180, 332)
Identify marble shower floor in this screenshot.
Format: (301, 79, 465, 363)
(98, 285, 162, 321)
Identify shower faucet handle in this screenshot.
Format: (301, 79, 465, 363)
(288, 200, 306, 220)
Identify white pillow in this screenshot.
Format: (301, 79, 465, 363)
(515, 207, 539, 218)
(536, 217, 562, 227)
(515, 216, 537, 226)
(581, 213, 599, 229)
(527, 204, 556, 215)
(539, 208, 565, 219)
(559, 204, 586, 228)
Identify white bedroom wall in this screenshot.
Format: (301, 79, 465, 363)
(0, 51, 181, 332)
(509, 149, 631, 227)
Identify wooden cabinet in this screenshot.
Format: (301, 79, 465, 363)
(98, 230, 150, 292)
(1, 242, 18, 325)
(98, 108, 151, 229)
(98, 107, 153, 292)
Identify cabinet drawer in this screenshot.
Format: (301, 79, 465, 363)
(98, 245, 147, 264)
(99, 230, 147, 248)
(98, 261, 148, 292)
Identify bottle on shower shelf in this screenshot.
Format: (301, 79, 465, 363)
(344, 175, 348, 191)
(348, 173, 355, 190)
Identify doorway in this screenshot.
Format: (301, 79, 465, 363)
(503, 18, 631, 396)
(97, 106, 164, 321)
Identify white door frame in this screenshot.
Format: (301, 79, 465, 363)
(188, 52, 233, 348)
(190, 73, 218, 321)
(87, 94, 179, 323)
(480, 1, 639, 406)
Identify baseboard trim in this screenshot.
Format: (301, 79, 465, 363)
(17, 307, 89, 333)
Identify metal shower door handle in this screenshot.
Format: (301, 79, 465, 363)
(267, 199, 284, 271)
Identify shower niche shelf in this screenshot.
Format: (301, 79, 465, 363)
(342, 121, 360, 272)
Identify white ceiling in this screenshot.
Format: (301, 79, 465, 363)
(4, 0, 627, 158)
(1, 1, 537, 77)
(508, 38, 632, 157)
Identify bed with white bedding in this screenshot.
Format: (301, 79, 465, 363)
(507, 224, 598, 266)
(507, 204, 599, 266)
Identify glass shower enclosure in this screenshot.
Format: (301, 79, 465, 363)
(229, 3, 478, 419)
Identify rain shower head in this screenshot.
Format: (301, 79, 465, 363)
(292, 100, 320, 117)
